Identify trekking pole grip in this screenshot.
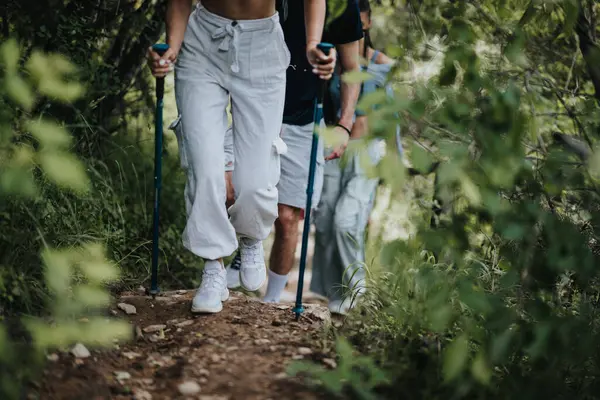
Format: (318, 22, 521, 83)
(316, 42, 334, 103)
(152, 43, 170, 100)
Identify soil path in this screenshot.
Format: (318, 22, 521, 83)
(37, 291, 333, 400)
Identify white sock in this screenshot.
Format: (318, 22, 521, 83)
(263, 269, 289, 303)
(204, 259, 223, 272)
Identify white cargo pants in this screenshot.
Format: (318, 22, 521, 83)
(174, 6, 290, 260)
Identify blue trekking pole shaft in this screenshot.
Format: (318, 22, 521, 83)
(293, 42, 334, 320)
(150, 43, 169, 297)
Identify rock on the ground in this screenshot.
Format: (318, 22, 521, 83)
(198, 368, 210, 377)
(70, 343, 90, 358)
(254, 338, 271, 345)
(122, 351, 142, 360)
(114, 371, 131, 381)
(143, 324, 166, 333)
(117, 302, 137, 315)
(303, 303, 331, 323)
(47, 353, 59, 362)
(297, 347, 312, 355)
(178, 380, 201, 396)
(199, 396, 228, 400)
(134, 389, 152, 400)
(322, 358, 337, 369)
(175, 320, 194, 328)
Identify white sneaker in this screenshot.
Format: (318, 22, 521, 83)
(328, 297, 356, 316)
(191, 261, 229, 314)
(225, 251, 242, 289)
(239, 238, 267, 291)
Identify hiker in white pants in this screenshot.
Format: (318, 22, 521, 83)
(223, 0, 363, 303)
(148, 0, 330, 314)
(310, 0, 398, 315)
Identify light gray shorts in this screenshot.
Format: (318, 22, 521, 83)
(277, 122, 324, 210)
(221, 121, 324, 210)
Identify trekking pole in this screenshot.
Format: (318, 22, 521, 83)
(149, 43, 169, 298)
(293, 42, 335, 321)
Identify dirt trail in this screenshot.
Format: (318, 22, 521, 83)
(37, 291, 333, 400)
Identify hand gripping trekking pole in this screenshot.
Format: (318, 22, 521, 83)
(149, 43, 169, 297)
(293, 43, 335, 320)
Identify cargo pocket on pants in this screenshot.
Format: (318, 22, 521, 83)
(269, 136, 288, 187)
(169, 115, 188, 170)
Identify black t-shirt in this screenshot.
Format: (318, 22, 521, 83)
(282, 0, 363, 126)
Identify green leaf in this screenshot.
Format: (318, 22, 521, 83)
(491, 328, 514, 363)
(38, 151, 90, 193)
(0, 167, 37, 198)
(460, 173, 481, 206)
(72, 285, 112, 308)
(80, 261, 120, 283)
(443, 334, 469, 382)
(5, 75, 35, 110)
(42, 249, 72, 294)
(326, 0, 347, 26)
(0, 39, 20, 73)
(25, 119, 72, 148)
(38, 80, 84, 103)
(429, 304, 454, 332)
(471, 351, 492, 384)
(562, 0, 579, 36)
(501, 223, 525, 240)
(342, 70, 373, 84)
(357, 89, 388, 113)
(504, 30, 528, 67)
(409, 142, 434, 174)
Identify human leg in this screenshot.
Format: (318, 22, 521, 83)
(226, 12, 290, 291)
(264, 122, 324, 302)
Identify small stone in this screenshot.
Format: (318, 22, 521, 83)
(254, 338, 271, 345)
(275, 372, 287, 380)
(114, 371, 131, 381)
(167, 318, 182, 326)
(46, 353, 59, 362)
(135, 326, 144, 340)
(134, 389, 153, 400)
(199, 395, 228, 400)
(122, 351, 142, 360)
(297, 347, 313, 356)
(178, 380, 201, 396)
(211, 354, 221, 363)
(137, 286, 146, 295)
(199, 377, 208, 384)
(117, 303, 137, 315)
(110, 310, 118, 316)
(292, 355, 304, 360)
(140, 378, 154, 385)
(231, 316, 243, 323)
(274, 304, 290, 310)
(271, 319, 283, 327)
(74, 358, 85, 366)
(148, 334, 162, 343)
(176, 290, 187, 295)
(226, 346, 238, 352)
(71, 343, 90, 358)
(198, 368, 210, 377)
(143, 324, 166, 333)
(322, 358, 337, 369)
(175, 320, 194, 328)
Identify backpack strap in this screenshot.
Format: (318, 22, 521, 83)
(276, 0, 288, 22)
(370, 50, 380, 64)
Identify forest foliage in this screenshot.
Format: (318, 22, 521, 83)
(2, 0, 600, 399)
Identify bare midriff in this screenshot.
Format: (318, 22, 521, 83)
(202, 0, 276, 20)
